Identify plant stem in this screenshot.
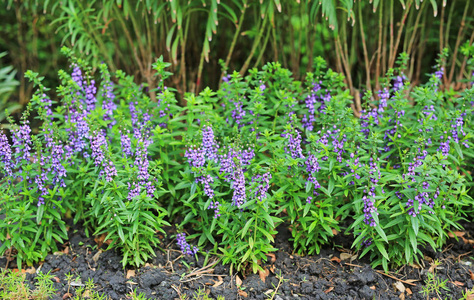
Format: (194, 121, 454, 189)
(221, 1, 247, 82)
(358, 2, 372, 92)
(239, 15, 268, 76)
(448, 0, 469, 85)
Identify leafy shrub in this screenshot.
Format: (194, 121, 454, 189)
(0, 48, 176, 268)
(0, 49, 472, 272)
(178, 54, 474, 272)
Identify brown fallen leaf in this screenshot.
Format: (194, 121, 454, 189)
(212, 277, 223, 288)
(235, 275, 242, 288)
(330, 256, 341, 263)
(394, 281, 405, 293)
(259, 268, 270, 283)
(94, 233, 107, 248)
(406, 288, 412, 295)
(332, 229, 339, 235)
(369, 286, 375, 290)
(53, 276, 60, 283)
(25, 267, 36, 274)
(324, 286, 334, 294)
(399, 292, 405, 300)
(266, 253, 276, 263)
(238, 290, 248, 298)
(126, 269, 135, 279)
(62, 293, 73, 299)
(63, 246, 69, 255)
(340, 253, 352, 261)
(470, 270, 474, 280)
(448, 231, 466, 238)
(269, 265, 275, 273)
(452, 281, 464, 287)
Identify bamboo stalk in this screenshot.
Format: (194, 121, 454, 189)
(456, 30, 474, 88)
(389, 0, 412, 70)
(221, 0, 247, 81)
(239, 15, 268, 76)
(448, 0, 469, 85)
(375, 0, 383, 91)
(358, 2, 372, 92)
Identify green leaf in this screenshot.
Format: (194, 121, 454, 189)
(36, 205, 44, 225)
(429, 0, 438, 16)
(241, 217, 255, 239)
(408, 228, 417, 251)
(328, 177, 335, 195)
(454, 143, 464, 160)
(375, 225, 388, 243)
(118, 227, 125, 243)
(375, 241, 390, 261)
(411, 217, 419, 236)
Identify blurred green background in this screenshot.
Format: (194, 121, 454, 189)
(1, 0, 473, 119)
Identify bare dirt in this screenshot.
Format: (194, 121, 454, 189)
(3, 219, 474, 300)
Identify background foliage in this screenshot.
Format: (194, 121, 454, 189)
(1, 0, 473, 111)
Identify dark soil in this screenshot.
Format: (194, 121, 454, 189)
(3, 219, 474, 300)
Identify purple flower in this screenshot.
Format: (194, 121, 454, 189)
(101, 81, 117, 127)
(393, 75, 406, 92)
(120, 130, 133, 157)
(176, 233, 198, 255)
(0, 131, 13, 176)
(208, 200, 221, 218)
(363, 193, 377, 227)
(253, 172, 272, 202)
(104, 160, 117, 182)
(50, 142, 67, 185)
(197, 174, 215, 199)
(202, 125, 218, 162)
(285, 128, 304, 160)
(90, 130, 107, 167)
(12, 121, 32, 165)
(185, 146, 206, 169)
(133, 140, 155, 198)
(231, 167, 246, 208)
(305, 154, 321, 189)
(434, 67, 444, 81)
(377, 88, 389, 113)
(127, 181, 141, 201)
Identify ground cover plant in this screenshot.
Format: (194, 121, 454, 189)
(0, 47, 473, 288)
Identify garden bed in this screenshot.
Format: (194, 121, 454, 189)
(3, 219, 474, 300)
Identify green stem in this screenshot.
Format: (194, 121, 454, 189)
(239, 15, 268, 76)
(220, 0, 247, 82)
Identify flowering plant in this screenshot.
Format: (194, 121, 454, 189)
(0, 49, 472, 273)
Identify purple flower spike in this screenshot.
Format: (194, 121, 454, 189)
(253, 172, 272, 202)
(176, 233, 199, 256)
(12, 121, 32, 165)
(0, 131, 13, 177)
(202, 125, 218, 162)
(231, 167, 246, 208)
(285, 128, 305, 160)
(104, 160, 117, 182)
(90, 130, 107, 167)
